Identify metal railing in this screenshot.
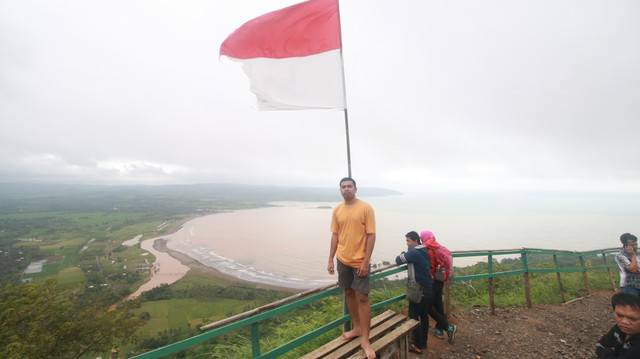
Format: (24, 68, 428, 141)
(446, 247, 619, 314)
(130, 247, 620, 358)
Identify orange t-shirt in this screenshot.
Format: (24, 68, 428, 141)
(331, 200, 376, 268)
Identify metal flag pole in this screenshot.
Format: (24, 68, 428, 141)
(336, 0, 353, 333)
(337, 0, 351, 178)
(343, 109, 352, 178)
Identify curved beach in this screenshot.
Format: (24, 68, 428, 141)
(128, 212, 323, 298)
(160, 204, 341, 290)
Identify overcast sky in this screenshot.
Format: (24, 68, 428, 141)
(1, 0, 639, 192)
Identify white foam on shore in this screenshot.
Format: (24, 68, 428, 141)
(166, 237, 334, 290)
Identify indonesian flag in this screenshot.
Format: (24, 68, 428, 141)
(220, 0, 346, 110)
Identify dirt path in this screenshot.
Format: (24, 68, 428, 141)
(417, 290, 614, 359)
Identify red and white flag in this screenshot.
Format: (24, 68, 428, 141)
(220, 0, 345, 110)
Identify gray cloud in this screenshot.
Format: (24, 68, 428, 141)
(1, 0, 639, 191)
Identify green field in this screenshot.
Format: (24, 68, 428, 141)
(58, 266, 85, 285)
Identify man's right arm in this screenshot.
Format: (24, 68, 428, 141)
(328, 233, 338, 275)
(395, 251, 406, 265)
(396, 248, 415, 265)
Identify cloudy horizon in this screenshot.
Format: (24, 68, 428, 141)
(1, 0, 639, 192)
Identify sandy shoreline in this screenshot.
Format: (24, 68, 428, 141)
(153, 238, 299, 293)
(127, 218, 300, 299)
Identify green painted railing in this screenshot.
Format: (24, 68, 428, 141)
(447, 247, 620, 313)
(451, 247, 620, 281)
(130, 247, 620, 358)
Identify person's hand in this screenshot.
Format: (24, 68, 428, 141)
(327, 260, 335, 275)
(357, 262, 369, 277)
(625, 246, 637, 256)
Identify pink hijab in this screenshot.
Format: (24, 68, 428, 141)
(420, 230, 440, 249)
(420, 230, 435, 243)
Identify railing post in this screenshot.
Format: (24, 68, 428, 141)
(521, 250, 532, 309)
(553, 254, 566, 303)
(342, 291, 351, 333)
(488, 253, 495, 315)
(602, 252, 617, 291)
(251, 322, 260, 358)
(580, 255, 591, 295)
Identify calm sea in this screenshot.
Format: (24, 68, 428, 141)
(165, 191, 640, 289)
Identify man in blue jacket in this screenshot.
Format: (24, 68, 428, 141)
(395, 231, 433, 354)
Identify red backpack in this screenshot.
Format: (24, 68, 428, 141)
(429, 246, 452, 282)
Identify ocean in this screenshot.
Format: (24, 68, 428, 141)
(164, 191, 640, 290)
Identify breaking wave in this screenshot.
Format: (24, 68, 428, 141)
(165, 237, 334, 290)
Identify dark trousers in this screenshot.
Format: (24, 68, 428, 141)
(429, 281, 450, 331)
(408, 292, 432, 349)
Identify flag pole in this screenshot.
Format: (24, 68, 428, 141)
(337, 0, 352, 332)
(337, 0, 351, 178)
(343, 109, 352, 178)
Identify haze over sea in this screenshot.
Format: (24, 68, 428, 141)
(164, 191, 640, 290)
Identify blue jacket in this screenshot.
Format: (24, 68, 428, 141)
(396, 245, 433, 294)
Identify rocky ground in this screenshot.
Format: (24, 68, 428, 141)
(416, 290, 615, 359)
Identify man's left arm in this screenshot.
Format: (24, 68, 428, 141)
(357, 233, 376, 277)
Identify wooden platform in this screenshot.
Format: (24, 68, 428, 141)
(301, 310, 419, 359)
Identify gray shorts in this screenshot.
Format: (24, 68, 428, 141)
(337, 259, 370, 294)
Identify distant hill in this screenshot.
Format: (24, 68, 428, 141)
(0, 182, 402, 214)
(0, 182, 401, 199)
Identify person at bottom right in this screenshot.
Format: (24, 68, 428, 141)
(596, 292, 640, 358)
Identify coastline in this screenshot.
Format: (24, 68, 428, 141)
(161, 205, 339, 290)
(153, 238, 299, 293)
(127, 216, 301, 299)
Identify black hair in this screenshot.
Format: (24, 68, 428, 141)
(620, 233, 638, 246)
(339, 177, 356, 188)
(406, 231, 421, 244)
(612, 292, 640, 311)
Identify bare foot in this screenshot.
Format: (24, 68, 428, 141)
(362, 344, 376, 359)
(340, 329, 361, 341)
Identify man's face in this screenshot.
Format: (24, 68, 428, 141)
(614, 305, 640, 336)
(625, 240, 638, 251)
(405, 237, 418, 248)
(340, 180, 356, 200)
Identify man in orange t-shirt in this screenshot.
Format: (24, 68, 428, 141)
(327, 177, 376, 359)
